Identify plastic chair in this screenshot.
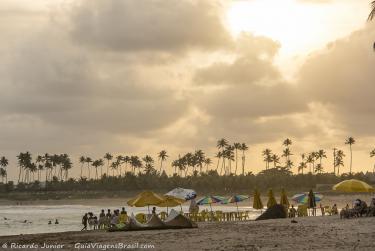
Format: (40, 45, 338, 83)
(215, 211, 224, 221)
(159, 211, 167, 221)
(324, 206, 332, 216)
(297, 205, 308, 217)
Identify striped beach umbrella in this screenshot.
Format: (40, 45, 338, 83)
(197, 195, 226, 211)
(221, 195, 249, 212)
(292, 192, 323, 204)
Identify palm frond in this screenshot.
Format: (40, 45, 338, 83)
(368, 1, 375, 21)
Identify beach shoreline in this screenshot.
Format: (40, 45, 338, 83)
(0, 216, 374, 250)
(0, 194, 372, 209)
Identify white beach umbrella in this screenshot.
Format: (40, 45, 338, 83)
(165, 187, 197, 201)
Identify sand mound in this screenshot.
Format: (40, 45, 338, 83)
(255, 204, 287, 221)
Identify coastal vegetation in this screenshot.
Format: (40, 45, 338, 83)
(0, 137, 374, 196)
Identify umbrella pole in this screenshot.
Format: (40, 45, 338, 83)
(236, 202, 239, 213)
(148, 205, 150, 214)
(180, 204, 183, 213)
(167, 206, 169, 216)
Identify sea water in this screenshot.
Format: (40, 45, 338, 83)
(0, 205, 261, 236)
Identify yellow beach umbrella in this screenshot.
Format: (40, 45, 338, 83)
(333, 179, 374, 193)
(127, 191, 165, 212)
(253, 189, 263, 210)
(157, 195, 185, 214)
(280, 188, 289, 208)
(267, 189, 277, 208)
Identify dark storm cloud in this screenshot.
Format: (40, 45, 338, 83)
(69, 0, 231, 52)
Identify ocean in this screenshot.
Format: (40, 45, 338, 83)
(0, 204, 262, 236)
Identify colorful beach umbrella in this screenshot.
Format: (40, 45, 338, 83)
(197, 195, 226, 211)
(221, 195, 249, 212)
(280, 188, 289, 208)
(165, 187, 197, 200)
(267, 189, 277, 208)
(333, 179, 374, 193)
(291, 192, 323, 204)
(253, 189, 263, 210)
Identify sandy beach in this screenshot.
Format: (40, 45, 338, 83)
(0, 215, 374, 251)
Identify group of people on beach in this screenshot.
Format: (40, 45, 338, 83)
(81, 207, 129, 230)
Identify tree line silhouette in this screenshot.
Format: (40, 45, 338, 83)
(0, 137, 375, 193)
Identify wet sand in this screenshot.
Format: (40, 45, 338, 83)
(0, 215, 374, 251)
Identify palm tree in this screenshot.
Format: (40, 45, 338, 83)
(110, 161, 119, 176)
(240, 143, 249, 175)
(217, 138, 228, 150)
(335, 150, 345, 175)
(369, 1, 375, 21)
(315, 164, 323, 174)
(0, 157, 9, 183)
(224, 146, 234, 174)
(271, 154, 280, 168)
(0, 168, 6, 183)
(368, 0, 375, 49)
(306, 154, 313, 173)
(215, 151, 222, 172)
(316, 149, 327, 172)
(233, 143, 241, 174)
(283, 138, 292, 148)
(345, 137, 355, 174)
(103, 153, 113, 176)
(143, 155, 155, 174)
(204, 158, 212, 172)
(194, 150, 205, 173)
(116, 155, 123, 177)
(370, 149, 375, 173)
(298, 161, 307, 174)
(158, 150, 168, 174)
(282, 148, 293, 167)
(262, 149, 272, 170)
(332, 148, 337, 175)
(85, 157, 93, 179)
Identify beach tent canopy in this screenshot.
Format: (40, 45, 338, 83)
(253, 189, 263, 210)
(127, 191, 165, 207)
(165, 188, 197, 200)
(280, 188, 289, 208)
(333, 179, 375, 193)
(267, 189, 277, 208)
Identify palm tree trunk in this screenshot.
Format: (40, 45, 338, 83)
(235, 149, 238, 175)
(242, 152, 245, 175)
(350, 144, 352, 174)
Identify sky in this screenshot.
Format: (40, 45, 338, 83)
(0, 0, 375, 179)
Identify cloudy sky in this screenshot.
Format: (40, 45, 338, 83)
(0, 0, 374, 178)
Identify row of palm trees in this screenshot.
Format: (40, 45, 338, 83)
(15, 152, 73, 183)
(261, 137, 357, 175)
(1, 136, 375, 184)
(215, 139, 249, 176)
